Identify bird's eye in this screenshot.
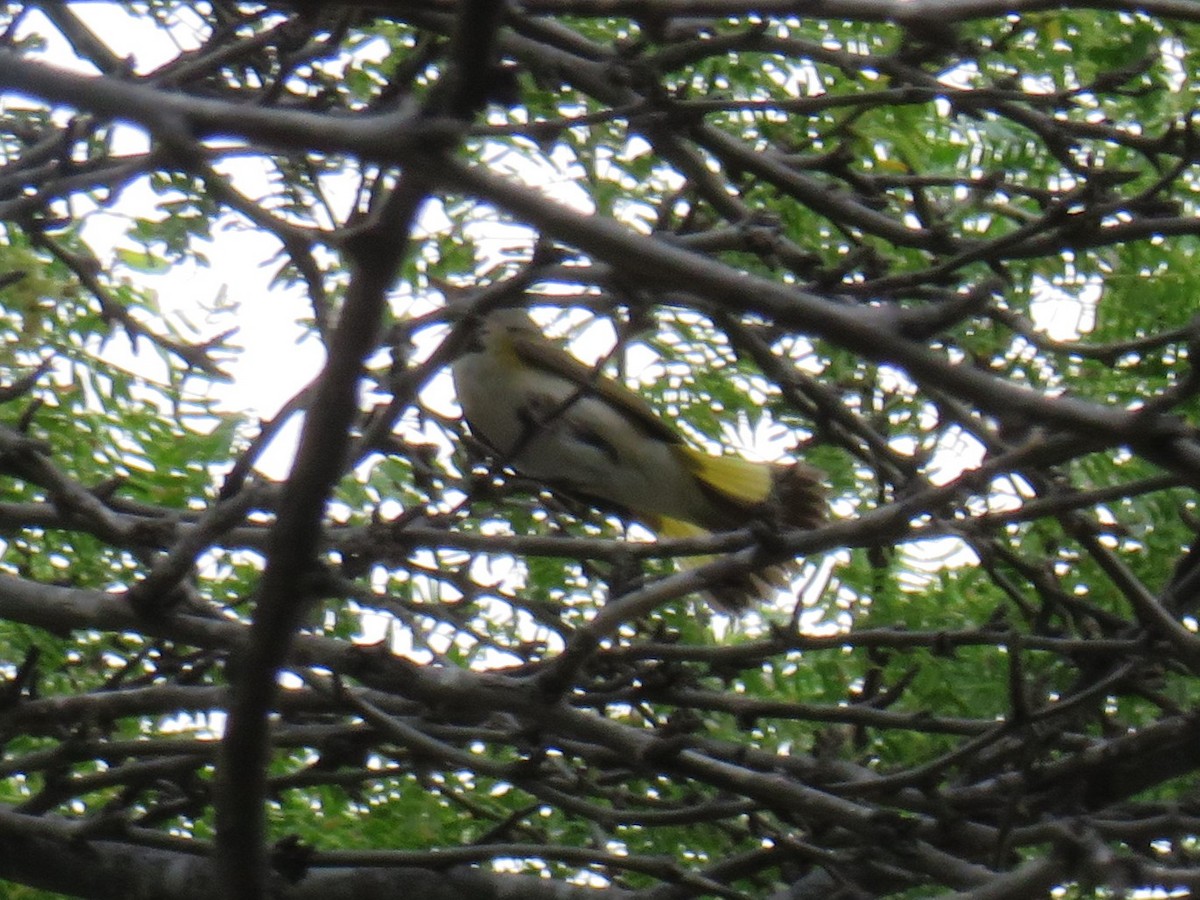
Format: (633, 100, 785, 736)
(462, 323, 487, 353)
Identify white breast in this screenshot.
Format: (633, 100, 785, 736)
(451, 344, 708, 524)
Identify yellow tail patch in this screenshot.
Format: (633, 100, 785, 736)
(657, 514, 772, 612)
(657, 514, 717, 575)
(680, 447, 772, 506)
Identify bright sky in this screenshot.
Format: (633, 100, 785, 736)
(12, 7, 327, 475)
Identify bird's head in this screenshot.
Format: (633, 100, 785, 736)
(461, 307, 541, 355)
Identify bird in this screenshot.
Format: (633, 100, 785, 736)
(450, 307, 827, 610)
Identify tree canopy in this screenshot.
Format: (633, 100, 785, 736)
(1, 1, 1200, 897)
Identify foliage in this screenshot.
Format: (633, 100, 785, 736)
(0, 2, 1198, 898)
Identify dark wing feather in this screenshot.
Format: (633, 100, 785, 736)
(507, 329, 682, 445)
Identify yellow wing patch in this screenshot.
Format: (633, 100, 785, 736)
(679, 447, 773, 506)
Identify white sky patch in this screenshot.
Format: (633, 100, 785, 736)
(925, 427, 986, 487)
(75, 182, 325, 477)
(903, 534, 980, 580)
(8, 9, 331, 478)
(22, 5, 209, 74)
(480, 142, 594, 215)
(1030, 274, 1100, 341)
(902, 427, 987, 573)
(1160, 36, 1187, 92)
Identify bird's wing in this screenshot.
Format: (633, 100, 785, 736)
(506, 327, 682, 445)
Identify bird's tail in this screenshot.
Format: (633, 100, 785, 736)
(656, 516, 729, 609)
(770, 460, 827, 530)
(659, 515, 807, 612)
(660, 457, 828, 611)
(683, 450, 827, 530)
